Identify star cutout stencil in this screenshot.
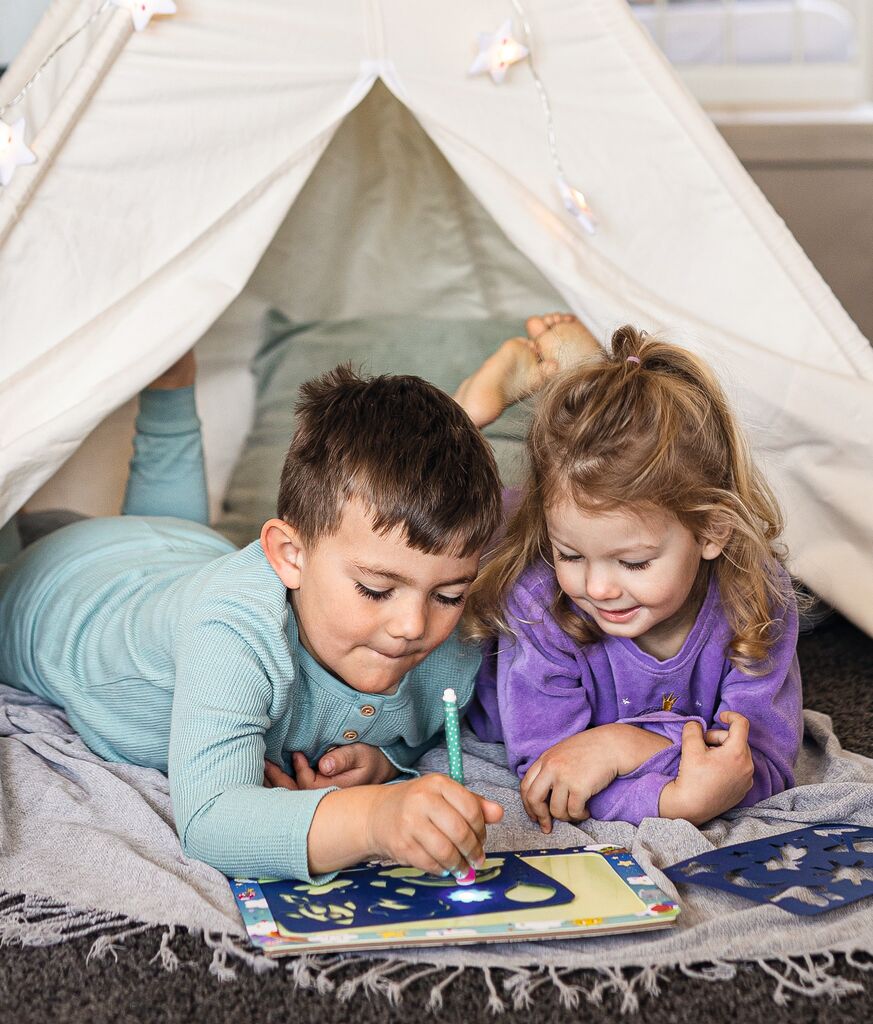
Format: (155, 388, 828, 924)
(0, 118, 36, 187)
(469, 19, 529, 84)
(111, 0, 177, 32)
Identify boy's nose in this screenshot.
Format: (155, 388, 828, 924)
(386, 600, 427, 642)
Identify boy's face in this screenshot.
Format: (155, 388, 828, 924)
(283, 499, 480, 694)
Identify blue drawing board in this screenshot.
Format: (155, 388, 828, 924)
(233, 853, 572, 934)
(230, 844, 680, 956)
(665, 823, 873, 915)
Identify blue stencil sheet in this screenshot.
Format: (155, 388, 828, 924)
(239, 853, 575, 934)
(665, 823, 873, 916)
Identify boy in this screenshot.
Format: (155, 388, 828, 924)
(0, 361, 504, 883)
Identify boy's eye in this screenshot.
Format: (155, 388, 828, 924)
(434, 592, 466, 608)
(621, 560, 652, 571)
(355, 582, 392, 601)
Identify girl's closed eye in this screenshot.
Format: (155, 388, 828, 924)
(555, 550, 582, 563)
(621, 560, 652, 571)
(434, 592, 466, 608)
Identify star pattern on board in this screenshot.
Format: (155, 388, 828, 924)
(468, 19, 529, 84)
(111, 0, 177, 32)
(0, 118, 36, 187)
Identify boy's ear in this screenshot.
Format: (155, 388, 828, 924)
(260, 519, 306, 590)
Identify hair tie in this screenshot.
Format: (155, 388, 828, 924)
(626, 355, 641, 365)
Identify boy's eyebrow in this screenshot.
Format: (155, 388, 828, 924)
(352, 562, 476, 587)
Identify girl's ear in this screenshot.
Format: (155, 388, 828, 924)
(260, 519, 306, 589)
(700, 514, 732, 562)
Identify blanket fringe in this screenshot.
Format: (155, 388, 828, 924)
(1, 892, 869, 1010)
(756, 953, 865, 1004)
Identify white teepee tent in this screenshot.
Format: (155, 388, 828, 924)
(1, 0, 871, 633)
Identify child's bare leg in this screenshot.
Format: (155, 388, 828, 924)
(455, 338, 556, 429)
(148, 350, 196, 391)
(526, 312, 601, 372)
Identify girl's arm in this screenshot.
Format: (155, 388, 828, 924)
(121, 351, 209, 524)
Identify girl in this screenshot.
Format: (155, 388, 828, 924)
(456, 317, 803, 831)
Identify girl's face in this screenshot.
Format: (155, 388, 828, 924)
(544, 501, 724, 656)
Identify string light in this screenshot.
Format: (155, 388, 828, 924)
(468, 20, 529, 84)
(110, 0, 177, 33)
(0, 118, 36, 187)
(0, 0, 177, 187)
(469, 1, 597, 235)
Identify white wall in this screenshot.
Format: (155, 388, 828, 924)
(0, 0, 51, 67)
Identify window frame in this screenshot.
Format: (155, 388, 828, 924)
(631, 0, 872, 109)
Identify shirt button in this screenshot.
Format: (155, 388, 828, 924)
(360, 705, 376, 717)
(342, 730, 359, 741)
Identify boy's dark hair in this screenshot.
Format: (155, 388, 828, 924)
(277, 364, 502, 557)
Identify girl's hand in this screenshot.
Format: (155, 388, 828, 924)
(366, 775, 504, 876)
(659, 711, 754, 825)
(521, 729, 620, 833)
(263, 746, 398, 791)
(520, 724, 673, 833)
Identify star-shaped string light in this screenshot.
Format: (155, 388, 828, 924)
(468, 19, 529, 84)
(558, 176, 597, 236)
(111, 0, 177, 32)
(0, 118, 36, 187)
(467, 7, 597, 235)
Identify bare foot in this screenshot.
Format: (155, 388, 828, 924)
(529, 315, 601, 373)
(147, 350, 196, 390)
(525, 312, 579, 341)
(455, 338, 557, 428)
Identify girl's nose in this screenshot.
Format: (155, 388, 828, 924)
(585, 565, 622, 602)
(386, 599, 427, 642)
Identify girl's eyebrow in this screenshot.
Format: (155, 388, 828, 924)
(352, 563, 475, 588)
(552, 541, 660, 557)
(607, 543, 660, 557)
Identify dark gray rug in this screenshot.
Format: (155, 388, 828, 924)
(1, 615, 872, 1021)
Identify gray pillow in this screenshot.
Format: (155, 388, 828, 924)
(215, 312, 532, 548)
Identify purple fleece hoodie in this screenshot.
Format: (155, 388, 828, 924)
(467, 560, 802, 825)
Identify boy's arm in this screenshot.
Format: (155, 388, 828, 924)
(170, 618, 339, 882)
(122, 352, 209, 524)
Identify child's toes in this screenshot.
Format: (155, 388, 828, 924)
(525, 315, 548, 340)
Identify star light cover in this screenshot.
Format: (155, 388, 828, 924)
(0, 118, 36, 187)
(469, 19, 529, 84)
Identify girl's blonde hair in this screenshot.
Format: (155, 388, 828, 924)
(464, 326, 791, 671)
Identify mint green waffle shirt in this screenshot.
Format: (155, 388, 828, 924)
(0, 388, 480, 882)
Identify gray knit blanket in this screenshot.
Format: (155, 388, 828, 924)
(2, 681, 872, 1009)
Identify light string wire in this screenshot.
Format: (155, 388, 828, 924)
(507, 0, 594, 230)
(508, 0, 566, 181)
(0, 1, 113, 119)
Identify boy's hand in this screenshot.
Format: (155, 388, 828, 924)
(521, 724, 673, 833)
(659, 711, 755, 825)
(367, 775, 503, 876)
(263, 746, 399, 791)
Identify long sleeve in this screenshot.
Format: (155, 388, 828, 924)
(715, 597, 803, 806)
(169, 617, 336, 883)
(122, 386, 209, 524)
(476, 586, 598, 778)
